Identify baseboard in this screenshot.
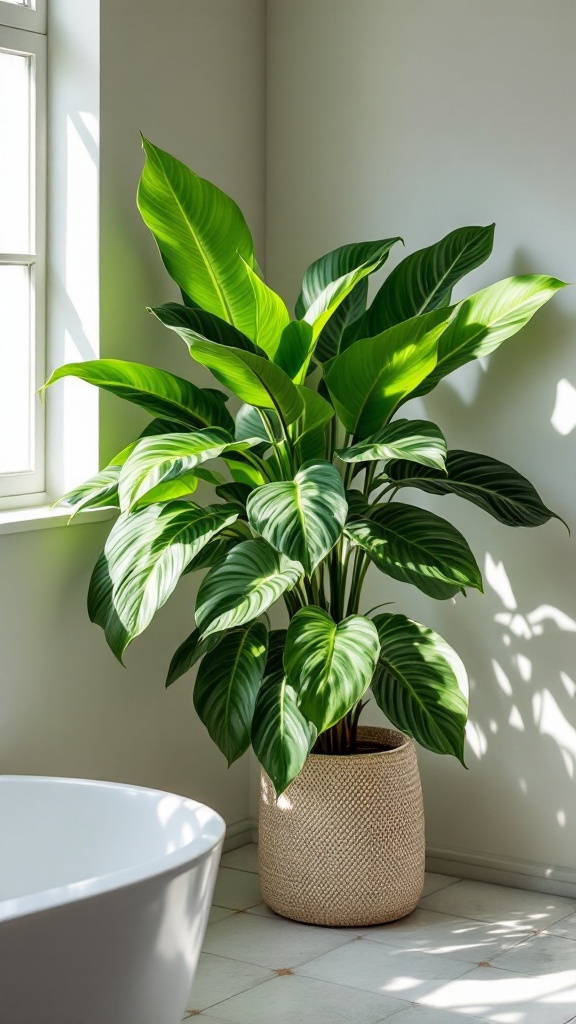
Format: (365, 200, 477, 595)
(223, 817, 255, 853)
(232, 820, 576, 899)
(426, 844, 576, 899)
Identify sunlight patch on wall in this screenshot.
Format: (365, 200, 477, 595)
(485, 553, 517, 610)
(551, 378, 576, 435)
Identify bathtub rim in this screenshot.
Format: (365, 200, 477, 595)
(0, 775, 226, 925)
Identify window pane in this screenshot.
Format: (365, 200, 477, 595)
(0, 265, 32, 474)
(0, 50, 31, 252)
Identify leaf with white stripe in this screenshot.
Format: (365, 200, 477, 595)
(337, 419, 446, 471)
(60, 465, 121, 516)
(387, 450, 564, 527)
(372, 612, 468, 764)
(247, 461, 347, 574)
(92, 501, 238, 659)
(284, 607, 380, 732)
(345, 502, 482, 599)
(118, 428, 262, 511)
(195, 538, 303, 639)
(194, 622, 268, 764)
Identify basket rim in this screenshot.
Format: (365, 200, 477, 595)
(306, 726, 413, 763)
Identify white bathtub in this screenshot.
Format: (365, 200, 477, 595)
(0, 776, 225, 1024)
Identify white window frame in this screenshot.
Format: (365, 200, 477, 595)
(0, 1, 47, 507)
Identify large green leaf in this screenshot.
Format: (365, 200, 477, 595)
(195, 538, 303, 639)
(235, 404, 279, 447)
(137, 137, 258, 337)
(314, 278, 368, 363)
(325, 307, 452, 437)
(43, 359, 234, 433)
(289, 386, 334, 464)
(247, 461, 347, 574)
(87, 550, 129, 661)
(92, 501, 238, 659)
(367, 224, 495, 334)
(241, 258, 291, 359)
(60, 465, 121, 516)
(181, 335, 304, 428)
(150, 302, 259, 353)
(166, 629, 224, 687)
(273, 320, 315, 382)
(251, 668, 317, 795)
(387, 450, 563, 527)
(295, 238, 401, 319)
(345, 501, 482, 599)
(118, 428, 261, 511)
(284, 607, 380, 733)
(303, 256, 395, 345)
(182, 531, 245, 575)
(372, 612, 468, 764)
(194, 622, 268, 764)
(414, 275, 567, 397)
(337, 419, 446, 471)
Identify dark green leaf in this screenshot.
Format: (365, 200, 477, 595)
(367, 224, 495, 334)
(166, 629, 224, 687)
(388, 450, 563, 527)
(194, 622, 268, 764)
(251, 668, 317, 795)
(372, 612, 468, 764)
(150, 302, 258, 353)
(345, 501, 482, 599)
(314, 278, 368, 363)
(289, 386, 334, 464)
(296, 237, 401, 319)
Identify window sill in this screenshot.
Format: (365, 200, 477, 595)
(0, 505, 114, 536)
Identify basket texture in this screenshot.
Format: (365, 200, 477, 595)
(258, 726, 425, 926)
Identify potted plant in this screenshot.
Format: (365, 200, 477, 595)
(45, 138, 566, 927)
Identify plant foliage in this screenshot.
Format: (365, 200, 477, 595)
(45, 137, 567, 793)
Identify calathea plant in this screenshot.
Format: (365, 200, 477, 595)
(45, 138, 566, 794)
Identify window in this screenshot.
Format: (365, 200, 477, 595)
(0, 0, 46, 506)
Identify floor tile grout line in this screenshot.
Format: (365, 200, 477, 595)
(191, 968, 279, 1014)
(219, 865, 259, 875)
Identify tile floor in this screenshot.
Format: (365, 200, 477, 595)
(183, 844, 576, 1023)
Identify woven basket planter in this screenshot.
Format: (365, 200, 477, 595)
(258, 726, 425, 927)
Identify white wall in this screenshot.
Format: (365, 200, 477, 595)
(266, 0, 576, 876)
(0, 0, 265, 828)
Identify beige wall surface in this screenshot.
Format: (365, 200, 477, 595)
(266, 0, 576, 872)
(0, 0, 265, 827)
